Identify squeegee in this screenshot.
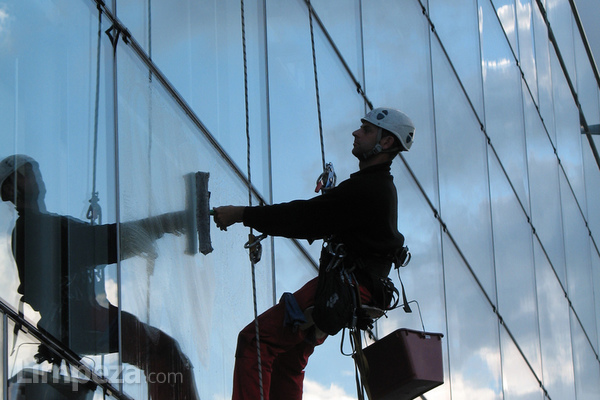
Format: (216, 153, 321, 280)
(185, 172, 213, 255)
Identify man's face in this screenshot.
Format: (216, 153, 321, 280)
(0, 164, 43, 207)
(352, 121, 379, 159)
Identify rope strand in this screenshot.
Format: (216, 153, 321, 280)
(87, 5, 103, 227)
(307, 0, 326, 171)
(241, 1, 264, 398)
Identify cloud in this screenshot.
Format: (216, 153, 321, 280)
(302, 379, 356, 400)
(0, 6, 8, 26)
(0, 5, 10, 47)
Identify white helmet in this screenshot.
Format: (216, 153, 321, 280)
(361, 107, 415, 152)
(0, 154, 36, 188)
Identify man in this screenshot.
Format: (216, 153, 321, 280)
(0, 154, 199, 399)
(214, 107, 416, 400)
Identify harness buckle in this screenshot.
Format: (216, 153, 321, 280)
(324, 241, 347, 272)
(394, 245, 411, 269)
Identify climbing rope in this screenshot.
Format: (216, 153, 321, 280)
(307, 0, 337, 194)
(307, 0, 325, 171)
(240, 0, 265, 398)
(87, 4, 103, 227)
(88, 8, 108, 398)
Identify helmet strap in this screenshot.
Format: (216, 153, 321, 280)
(362, 128, 384, 160)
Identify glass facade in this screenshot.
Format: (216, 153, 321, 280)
(0, 0, 599, 398)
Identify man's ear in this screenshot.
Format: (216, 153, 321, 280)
(380, 135, 396, 151)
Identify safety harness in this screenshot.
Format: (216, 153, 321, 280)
(315, 239, 413, 400)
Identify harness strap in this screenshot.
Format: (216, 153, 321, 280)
(399, 273, 412, 313)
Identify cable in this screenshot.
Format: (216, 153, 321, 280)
(307, 0, 325, 171)
(240, 0, 264, 398)
(87, 4, 103, 227)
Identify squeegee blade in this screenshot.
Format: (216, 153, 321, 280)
(195, 172, 213, 255)
(184, 173, 199, 255)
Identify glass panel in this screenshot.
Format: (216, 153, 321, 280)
(432, 39, 496, 298)
(297, 3, 367, 188)
(490, 0, 518, 53)
(532, 0, 556, 145)
(117, 38, 279, 398)
(267, 0, 336, 205)
(574, 24, 600, 130)
(581, 135, 600, 249)
(480, 0, 530, 206)
(429, 0, 485, 119)
(570, 309, 600, 399)
(114, 0, 151, 53)
(533, 239, 576, 400)
(120, 0, 271, 198)
(274, 238, 317, 299)
(545, 0, 576, 79)
(489, 155, 541, 377)
(363, 0, 438, 201)
(0, 0, 118, 376)
(524, 81, 566, 285)
(593, 250, 600, 354)
(500, 327, 544, 400)
(517, 0, 538, 103)
(311, 0, 363, 82)
(444, 240, 502, 400)
(560, 171, 597, 348)
(575, 27, 600, 244)
(551, 51, 587, 210)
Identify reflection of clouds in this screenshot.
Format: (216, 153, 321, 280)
(482, 57, 512, 71)
(489, 157, 540, 375)
(451, 371, 499, 398)
(534, 242, 577, 395)
(495, 4, 516, 36)
(516, 0, 532, 30)
(560, 186, 596, 339)
(104, 277, 118, 306)
(500, 333, 546, 397)
(0, 233, 20, 304)
(480, 4, 530, 204)
(0, 5, 10, 36)
(302, 379, 355, 400)
(0, 204, 20, 308)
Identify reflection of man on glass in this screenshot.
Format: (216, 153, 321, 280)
(0, 154, 199, 400)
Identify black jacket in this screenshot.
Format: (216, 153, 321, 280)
(243, 161, 405, 277)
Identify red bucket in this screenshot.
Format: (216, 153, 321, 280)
(361, 328, 444, 400)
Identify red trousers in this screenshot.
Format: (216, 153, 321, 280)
(231, 277, 371, 400)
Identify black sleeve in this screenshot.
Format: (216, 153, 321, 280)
(242, 183, 356, 240)
(64, 216, 118, 268)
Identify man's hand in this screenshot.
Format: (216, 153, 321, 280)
(213, 206, 244, 231)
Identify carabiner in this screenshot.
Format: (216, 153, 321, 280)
(315, 162, 337, 193)
(244, 233, 267, 263)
